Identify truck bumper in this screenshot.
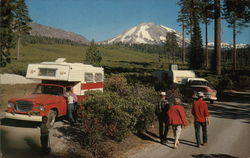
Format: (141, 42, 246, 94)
(5, 112, 42, 122)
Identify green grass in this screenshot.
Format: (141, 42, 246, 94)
(2, 44, 173, 75)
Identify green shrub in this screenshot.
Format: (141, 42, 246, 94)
(104, 74, 129, 96)
(238, 76, 250, 89)
(82, 91, 132, 142)
(77, 75, 158, 149)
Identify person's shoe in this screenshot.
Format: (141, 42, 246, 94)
(197, 144, 200, 148)
(162, 139, 167, 144)
(160, 140, 164, 144)
(202, 143, 207, 146)
(176, 140, 179, 145)
(174, 144, 178, 149)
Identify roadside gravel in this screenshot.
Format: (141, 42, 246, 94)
(0, 73, 40, 85)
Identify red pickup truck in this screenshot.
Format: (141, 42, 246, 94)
(6, 84, 67, 127)
(5, 58, 104, 126)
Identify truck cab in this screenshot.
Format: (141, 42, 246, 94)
(5, 58, 104, 126)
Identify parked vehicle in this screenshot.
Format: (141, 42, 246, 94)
(5, 58, 104, 126)
(153, 65, 196, 85)
(180, 78, 217, 103)
(153, 65, 217, 103)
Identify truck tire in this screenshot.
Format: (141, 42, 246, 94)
(47, 110, 57, 128)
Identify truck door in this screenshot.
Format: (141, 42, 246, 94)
(54, 87, 67, 116)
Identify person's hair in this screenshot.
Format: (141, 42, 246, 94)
(174, 98, 181, 105)
(66, 87, 71, 92)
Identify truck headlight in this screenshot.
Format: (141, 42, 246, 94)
(7, 102, 15, 108)
(36, 106, 45, 111)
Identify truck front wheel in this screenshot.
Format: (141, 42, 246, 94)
(47, 110, 57, 128)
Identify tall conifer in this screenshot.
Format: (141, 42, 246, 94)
(13, 0, 32, 60)
(0, 0, 15, 67)
(223, 0, 250, 70)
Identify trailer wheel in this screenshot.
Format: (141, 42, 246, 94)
(47, 110, 57, 128)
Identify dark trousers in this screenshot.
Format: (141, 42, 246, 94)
(194, 121, 207, 145)
(40, 135, 48, 153)
(68, 103, 75, 123)
(158, 116, 169, 142)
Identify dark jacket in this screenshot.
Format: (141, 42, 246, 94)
(155, 98, 169, 120)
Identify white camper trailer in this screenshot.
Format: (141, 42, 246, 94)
(153, 70, 196, 85)
(26, 58, 104, 97)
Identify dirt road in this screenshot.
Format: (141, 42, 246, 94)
(0, 119, 70, 158)
(128, 100, 250, 158)
(0, 100, 249, 158)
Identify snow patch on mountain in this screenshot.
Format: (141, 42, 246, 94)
(104, 22, 189, 45)
(138, 25, 154, 41)
(207, 42, 248, 49)
(121, 26, 137, 42)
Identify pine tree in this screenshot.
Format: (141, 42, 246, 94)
(189, 13, 203, 69)
(165, 32, 179, 64)
(178, 0, 204, 68)
(223, 0, 250, 71)
(200, 0, 213, 68)
(177, 0, 190, 64)
(214, 0, 221, 75)
(0, 0, 15, 67)
(13, 0, 32, 60)
(85, 40, 102, 66)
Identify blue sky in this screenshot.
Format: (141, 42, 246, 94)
(26, 0, 249, 44)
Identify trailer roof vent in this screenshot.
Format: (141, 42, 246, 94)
(169, 64, 178, 70)
(55, 58, 66, 63)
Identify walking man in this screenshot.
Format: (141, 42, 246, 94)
(167, 98, 188, 149)
(192, 92, 210, 148)
(155, 92, 169, 144)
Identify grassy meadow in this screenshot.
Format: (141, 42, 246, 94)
(1, 44, 173, 75)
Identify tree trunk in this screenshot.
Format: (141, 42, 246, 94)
(233, 22, 236, 71)
(182, 22, 185, 64)
(205, 22, 208, 68)
(173, 51, 175, 64)
(17, 36, 20, 60)
(214, 0, 221, 75)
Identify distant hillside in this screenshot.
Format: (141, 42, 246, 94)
(29, 22, 89, 44)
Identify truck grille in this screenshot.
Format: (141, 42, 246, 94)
(16, 101, 33, 112)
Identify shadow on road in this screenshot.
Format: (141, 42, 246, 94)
(209, 101, 250, 122)
(24, 136, 41, 153)
(0, 127, 61, 158)
(1, 118, 40, 128)
(192, 154, 239, 158)
(135, 132, 159, 143)
(178, 139, 197, 147)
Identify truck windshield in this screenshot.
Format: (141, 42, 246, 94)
(191, 81, 209, 86)
(33, 85, 64, 96)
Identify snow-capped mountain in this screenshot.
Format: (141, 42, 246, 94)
(102, 22, 189, 45)
(207, 42, 249, 49)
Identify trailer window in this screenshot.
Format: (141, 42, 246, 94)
(39, 68, 57, 77)
(95, 73, 103, 82)
(85, 73, 93, 82)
